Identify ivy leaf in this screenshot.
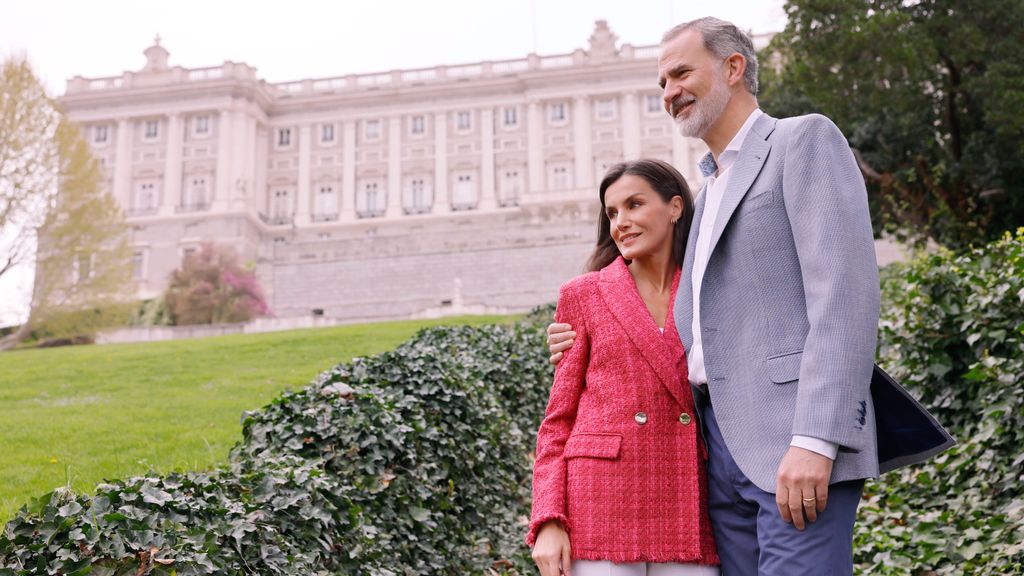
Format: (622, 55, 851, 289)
(409, 507, 430, 522)
(140, 485, 172, 506)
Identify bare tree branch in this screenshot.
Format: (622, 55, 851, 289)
(851, 148, 885, 182)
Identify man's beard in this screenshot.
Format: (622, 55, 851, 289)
(670, 75, 731, 139)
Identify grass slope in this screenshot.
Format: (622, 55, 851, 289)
(0, 315, 513, 521)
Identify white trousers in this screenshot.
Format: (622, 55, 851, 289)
(572, 560, 720, 576)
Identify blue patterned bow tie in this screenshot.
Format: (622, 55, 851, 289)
(698, 152, 718, 178)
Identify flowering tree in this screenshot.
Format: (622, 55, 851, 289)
(163, 243, 269, 325)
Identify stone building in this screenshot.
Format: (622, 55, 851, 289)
(59, 22, 771, 322)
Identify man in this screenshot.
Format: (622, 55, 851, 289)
(546, 17, 952, 575)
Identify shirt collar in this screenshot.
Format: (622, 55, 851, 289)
(697, 108, 764, 178)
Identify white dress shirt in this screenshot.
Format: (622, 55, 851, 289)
(688, 108, 838, 460)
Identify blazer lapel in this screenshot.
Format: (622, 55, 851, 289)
(705, 114, 778, 259)
(662, 272, 686, 381)
(675, 186, 705, 354)
(599, 258, 689, 408)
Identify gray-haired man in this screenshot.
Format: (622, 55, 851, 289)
(547, 17, 952, 575)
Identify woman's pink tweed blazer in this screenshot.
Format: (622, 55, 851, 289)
(527, 257, 719, 565)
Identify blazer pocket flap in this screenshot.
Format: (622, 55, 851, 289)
(768, 351, 802, 383)
(563, 433, 622, 460)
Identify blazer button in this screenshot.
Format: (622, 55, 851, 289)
(634, 412, 648, 425)
(678, 412, 692, 425)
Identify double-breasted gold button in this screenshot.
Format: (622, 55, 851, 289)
(678, 412, 692, 425)
(634, 412, 648, 425)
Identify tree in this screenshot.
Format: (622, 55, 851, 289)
(25, 121, 133, 342)
(0, 58, 132, 349)
(0, 57, 60, 282)
(758, 0, 1024, 250)
(164, 243, 269, 326)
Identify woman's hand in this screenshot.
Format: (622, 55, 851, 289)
(531, 520, 572, 576)
(547, 323, 576, 365)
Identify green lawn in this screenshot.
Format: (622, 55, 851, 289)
(0, 315, 514, 522)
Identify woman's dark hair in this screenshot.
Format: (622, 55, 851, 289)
(586, 158, 694, 272)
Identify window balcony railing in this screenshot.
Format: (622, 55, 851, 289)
(356, 209, 386, 219)
(127, 207, 159, 217)
(175, 203, 210, 213)
(260, 213, 294, 226)
(403, 205, 432, 216)
(311, 213, 338, 223)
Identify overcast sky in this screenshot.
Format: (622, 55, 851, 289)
(0, 0, 787, 326)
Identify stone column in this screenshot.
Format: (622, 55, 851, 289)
(386, 117, 402, 218)
(160, 113, 183, 216)
(230, 110, 251, 211)
(672, 126, 694, 182)
(255, 125, 269, 217)
(573, 96, 593, 192)
(433, 112, 449, 213)
(114, 118, 133, 212)
(341, 121, 357, 222)
(479, 108, 496, 210)
(527, 101, 544, 195)
(295, 124, 312, 225)
(622, 92, 641, 160)
(213, 110, 233, 211)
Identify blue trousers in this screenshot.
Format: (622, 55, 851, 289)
(699, 399, 863, 576)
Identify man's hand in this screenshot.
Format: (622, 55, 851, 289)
(531, 520, 572, 576)
(775, 446, 833, 530)
(547, 322, 576, 365)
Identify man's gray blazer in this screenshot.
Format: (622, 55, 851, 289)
(674, 112, 883, 493)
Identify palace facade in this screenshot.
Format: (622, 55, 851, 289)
(59, 22, 771, 321)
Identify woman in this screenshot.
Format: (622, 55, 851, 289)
(527, 159, 719, 576)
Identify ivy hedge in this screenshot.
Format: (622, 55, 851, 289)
(855, 228, 1024, 574)
(0, 316, 553, 575)
(2, 229, 1022, 574)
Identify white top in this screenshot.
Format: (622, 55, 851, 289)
(687, 108, 837, 460)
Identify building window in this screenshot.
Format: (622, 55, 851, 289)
(595, 159, 619, 183)
(271, 189, 291, 224)
(452, 174, 476, 210)
(550, 164, 572, 190)
(73, 254, 94, 284)
(500, 170, 522, 207)
(456, 111, 472, 131)
(405, 178, 431, 214)
(548, 103, 567, 124)
(144, 120, 160, 140)
(131, 250, 145, 281)
(93, 125, 109, 144)
(135, 182, 157, 211)
(277, 128, 291, 147)
(596, 98, 617, 120)
(321, 123, 335, 143)
(364, 119, 381, 141)
(194, 115, 210, 135)
(359, 181, 382, 217)
(410, 115, 425, 135)
(314, 184, 338, 221)
(503, 107, 518, 127)
(183, 177, 208, 211)
(645, 94, 663, 114)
